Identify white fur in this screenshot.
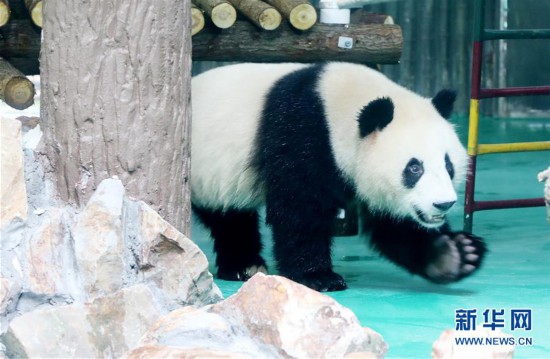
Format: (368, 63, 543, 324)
(191, 63, 307, 210)
(318, 63, 467, 228)
(192, 63, 468, 228)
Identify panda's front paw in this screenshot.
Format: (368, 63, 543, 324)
(286, 271, 347, 292)
(425, 232, 486, 284)
(217, 257, 268, 281)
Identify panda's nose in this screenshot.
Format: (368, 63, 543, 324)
(433, 201, 456, 212)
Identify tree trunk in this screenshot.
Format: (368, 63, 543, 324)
(40, 0, 192, 234)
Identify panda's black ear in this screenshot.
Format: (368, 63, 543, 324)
(358, 97, 394, 138)
(432, 89, 457, 119)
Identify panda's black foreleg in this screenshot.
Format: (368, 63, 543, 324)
(267, 201, 347, 292)
(192, 205, 267, 281)
(369, 216, 486, 284)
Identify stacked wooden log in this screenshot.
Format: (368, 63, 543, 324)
(192, 0, 316, 33)
(0, 0, 41, 28)
(0, 57, 34, 110)
(0, 0, 40, 109)
(1, 0, 402, 86)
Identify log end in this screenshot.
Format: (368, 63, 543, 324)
(259, 8, 282, 31)
(191, 6, 205, 36)
(0, 1, 9, 27)
(211, 3, 237, 29)
(4, 76, 35, 110)
(289, 3, 317, 31)
(29, 1, 42, 28)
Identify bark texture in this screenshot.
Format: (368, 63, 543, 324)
(40, 0, 192, 234)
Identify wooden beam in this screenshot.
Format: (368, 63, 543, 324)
(264, 0, 316, 30)
(0, 56, 34, 109)
(229, 0, 281, 31)
(0, 0, 10, 27)
(0, 19, 41, 74)
(192, 20, 402, 63)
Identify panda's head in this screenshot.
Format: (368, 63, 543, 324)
(354, 90, 467, 229)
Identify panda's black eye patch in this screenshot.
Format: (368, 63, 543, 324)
(402, 158, 424, 189)
(445, 153, 455, 179)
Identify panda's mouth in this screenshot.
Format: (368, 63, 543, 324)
(414, 209, 446, 226)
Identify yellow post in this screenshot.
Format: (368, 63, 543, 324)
(467, 99, 480, 156)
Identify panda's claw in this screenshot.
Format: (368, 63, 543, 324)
(285, 271, 347, 292)
(217, 258, 268, 282)
(463, 245, 476, 253)
(461, 237, 473, 246)
(425, 231, 486, 284)
(461, 263, 476, 274)
(465, 253, 479, 262)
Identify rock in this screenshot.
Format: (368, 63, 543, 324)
(137, 306, 276, 357)
(1, 176, 221, 355)
(70, 178, 222, 305)
(344, 352, 379, 359)
(0, 118, 27, 228)
(0, 279, 20, 316)
(137, 201, 222, 309)
(432, 329, 515, 359)
(127, 345, 244, 359)
(134, 274, 387, 359)
(22, 124, 42, 150)
(24, 208, 78, 299)
(73, 178, 127, 298)
(3, 284, 164, 358)
(212, 274, 387, 359)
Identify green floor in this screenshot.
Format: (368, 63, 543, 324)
(191, 115, 550, 358)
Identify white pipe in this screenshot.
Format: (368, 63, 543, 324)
(321, 0, 403, 9)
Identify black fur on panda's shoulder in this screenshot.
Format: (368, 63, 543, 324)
(252, 64, 351, 287)
(254, 63, 350, 213)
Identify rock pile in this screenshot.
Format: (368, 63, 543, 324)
(0, 175, 223, 357)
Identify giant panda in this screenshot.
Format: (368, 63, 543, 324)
(191, 62, 486, 292)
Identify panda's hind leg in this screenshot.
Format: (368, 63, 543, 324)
(192, 205, 267, 281)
